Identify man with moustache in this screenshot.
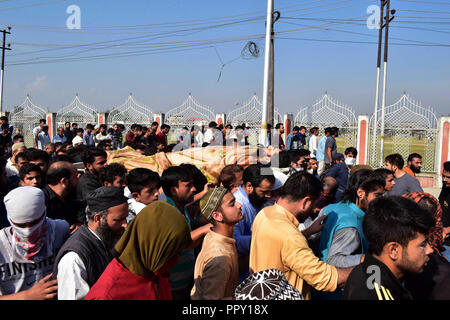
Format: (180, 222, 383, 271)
(53, 186, 129, 300)
(405, 153, 423, 177)
(233, 164, 275, 282)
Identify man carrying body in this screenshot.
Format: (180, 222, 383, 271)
(233, 164, 275, 282)
(191, 187, 242, 300)
(161, 166, 212, 300)
(249, 172, 354, 300)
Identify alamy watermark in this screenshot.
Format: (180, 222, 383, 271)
(366, 265, 381, 290)
(66, 4, 81, 30)
(366, 5, 381, 30)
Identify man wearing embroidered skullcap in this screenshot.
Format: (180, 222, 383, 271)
(0, 186, 70, 299)
(53, 186, 128, 300)
(191, 186, 243, 300)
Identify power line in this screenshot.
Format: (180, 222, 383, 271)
(277, 20, 446, 46)
(396, 0, 450, 5)
(277, 36, 450, 47)
(6, 33, 265, 66)
(0, 0, 68, 11)
(9, 16, 264, 58)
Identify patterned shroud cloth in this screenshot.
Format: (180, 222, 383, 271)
(234, 268, 304, 300)
(106, 145, 260, 184)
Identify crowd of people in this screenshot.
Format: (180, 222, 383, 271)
(0, 114, 449, 300)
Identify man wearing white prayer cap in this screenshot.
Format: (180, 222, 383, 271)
(0, 186, 70, 299)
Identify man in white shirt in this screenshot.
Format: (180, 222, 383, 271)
(203, 121, 218, 145)
(32, 119, 46, 137)
(5, 142, 26, 178)
(53, 186, 129, 300)
(36, 125, 51, 150)
(308, 127, 319, 158)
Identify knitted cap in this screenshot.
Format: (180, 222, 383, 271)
(86, 186, 128, 213)
(200, 186, 228, 220)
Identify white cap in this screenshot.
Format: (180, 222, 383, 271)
(271, 169, 288, 191)
(4, 186, 46, 224)
(72, 135, 84, 146)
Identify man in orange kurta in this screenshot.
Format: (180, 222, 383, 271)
(249, 172, 354, 299)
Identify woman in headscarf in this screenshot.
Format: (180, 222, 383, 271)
(84, 201, 192, 300)
(402, 192, 450, 300)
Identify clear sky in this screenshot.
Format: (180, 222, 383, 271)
(1, 0, 449, 118)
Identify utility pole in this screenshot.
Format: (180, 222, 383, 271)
(267, 11, 280, 130)
(371, 0, 385, 166)
(0, 27, 11, 114)
(379, 0, 395, 166)
(261, 0, 280, 146)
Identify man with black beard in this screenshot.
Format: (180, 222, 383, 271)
(44, 161, 83, 231)
(405, 153, 423, 177)
(233, 163, 275, 282)
(53, 186, 128, 300)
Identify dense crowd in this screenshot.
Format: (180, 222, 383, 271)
(0, 114, 449, 300)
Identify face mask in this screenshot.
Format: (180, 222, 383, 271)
(345, 157, 356, 166)
(294, 167, 304, 172)
(11, 218, 47, 260)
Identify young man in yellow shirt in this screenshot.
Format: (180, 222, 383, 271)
(249, 171, 354, 300)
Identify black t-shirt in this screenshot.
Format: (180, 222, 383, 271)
(342, 254, 413, 300)
(403, 253, 450, 300)
(439, 186, 450, 246)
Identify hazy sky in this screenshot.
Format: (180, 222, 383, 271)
(1, 0, 450, 118)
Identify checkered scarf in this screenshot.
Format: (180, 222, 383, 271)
(402, 192, 444, 256)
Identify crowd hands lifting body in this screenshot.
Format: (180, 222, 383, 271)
(0, 117, 449, 300)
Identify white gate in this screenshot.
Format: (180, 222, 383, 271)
(107, 93, 154, 132)
(165, 94, 215, 144)
(294, 92, 358, 153)
(227, 94, 282, 145)
(56, 94, 97, 129)
(9, 95, 47, 148)
(369, 93, 438, 172)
